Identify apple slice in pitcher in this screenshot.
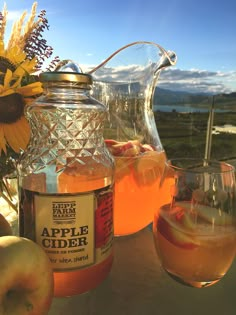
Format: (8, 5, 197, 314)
(134, 150, 166, 185)
(105, 139, 142, 181)
(104, 139, 119, 147)
(105, 139, 141, 157)
(115, 157, 133, 181)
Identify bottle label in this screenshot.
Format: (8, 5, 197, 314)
(34, 186, 113, 271)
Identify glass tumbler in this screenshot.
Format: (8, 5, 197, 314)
(153, 158, 236, 288)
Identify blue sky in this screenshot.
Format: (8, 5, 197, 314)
(2, 0, 236, 94)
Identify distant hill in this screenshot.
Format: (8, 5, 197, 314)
(154, 88, 236, 106)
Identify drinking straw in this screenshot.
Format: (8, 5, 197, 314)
(204, 96, 215, 161)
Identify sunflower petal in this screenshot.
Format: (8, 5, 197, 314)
(0, 125, 7, 154)
(16, 82, 43, 96)
(3, 117, 30, 153)
(13, 58, 37, 78)
(10, 76, 22, 89)
(0, 40, 5, 55)
(22, 58, 38, 73)
(3, 69, 13, 88)
(12, 67, 25, 79)
(6, 46, 26, 65)
(0, 88, 15, 97)
(17, 116, 31, 143)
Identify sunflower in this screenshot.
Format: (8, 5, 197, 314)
(0, 1, 59, 218)
(0, 40, 44, 152)
(0, 2, 59, 158)
(0, 43, 43, 155)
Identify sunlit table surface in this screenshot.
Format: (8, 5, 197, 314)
(49, 227, 235, 315)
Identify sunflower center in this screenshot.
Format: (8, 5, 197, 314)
(0, 93, 25, 124)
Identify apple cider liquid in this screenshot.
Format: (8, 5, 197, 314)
(18, 71, 114, 297)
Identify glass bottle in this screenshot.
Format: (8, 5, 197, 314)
(18, 71, 114, 297)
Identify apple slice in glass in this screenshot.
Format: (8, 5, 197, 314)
(175, 201, 233, 225)
(157, 210, 199, 250)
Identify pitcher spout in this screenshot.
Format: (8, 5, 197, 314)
(157, 49, 177, 72)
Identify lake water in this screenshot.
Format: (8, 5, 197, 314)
(153, 104, 231, 113)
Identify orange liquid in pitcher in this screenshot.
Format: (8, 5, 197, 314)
(105, 139, 166, 236)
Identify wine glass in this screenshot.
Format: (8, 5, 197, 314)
(153, 158, 236, 288)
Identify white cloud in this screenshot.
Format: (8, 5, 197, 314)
(159, 68, 236, 94)
(81, 62, 235, 94)
(6, 10, 22, 21)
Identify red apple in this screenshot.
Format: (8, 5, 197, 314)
(0, 236, 54, 315)
(0, 213, 13, 236)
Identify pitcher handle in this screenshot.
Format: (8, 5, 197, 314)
(88, 41, 177, 75)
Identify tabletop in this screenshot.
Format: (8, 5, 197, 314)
(49, 227, 235, 315)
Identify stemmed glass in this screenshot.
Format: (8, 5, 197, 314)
(153, 158, 236, 288)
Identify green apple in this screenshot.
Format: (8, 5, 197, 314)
(0, 236, 54, 315)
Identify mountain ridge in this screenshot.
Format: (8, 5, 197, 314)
(154, 87, 236, 106)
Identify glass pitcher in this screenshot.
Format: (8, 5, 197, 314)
(64, 41, 177, 236)
(87, 41, 177, 236)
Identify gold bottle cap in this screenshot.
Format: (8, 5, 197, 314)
(39, 72, 93, 84)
